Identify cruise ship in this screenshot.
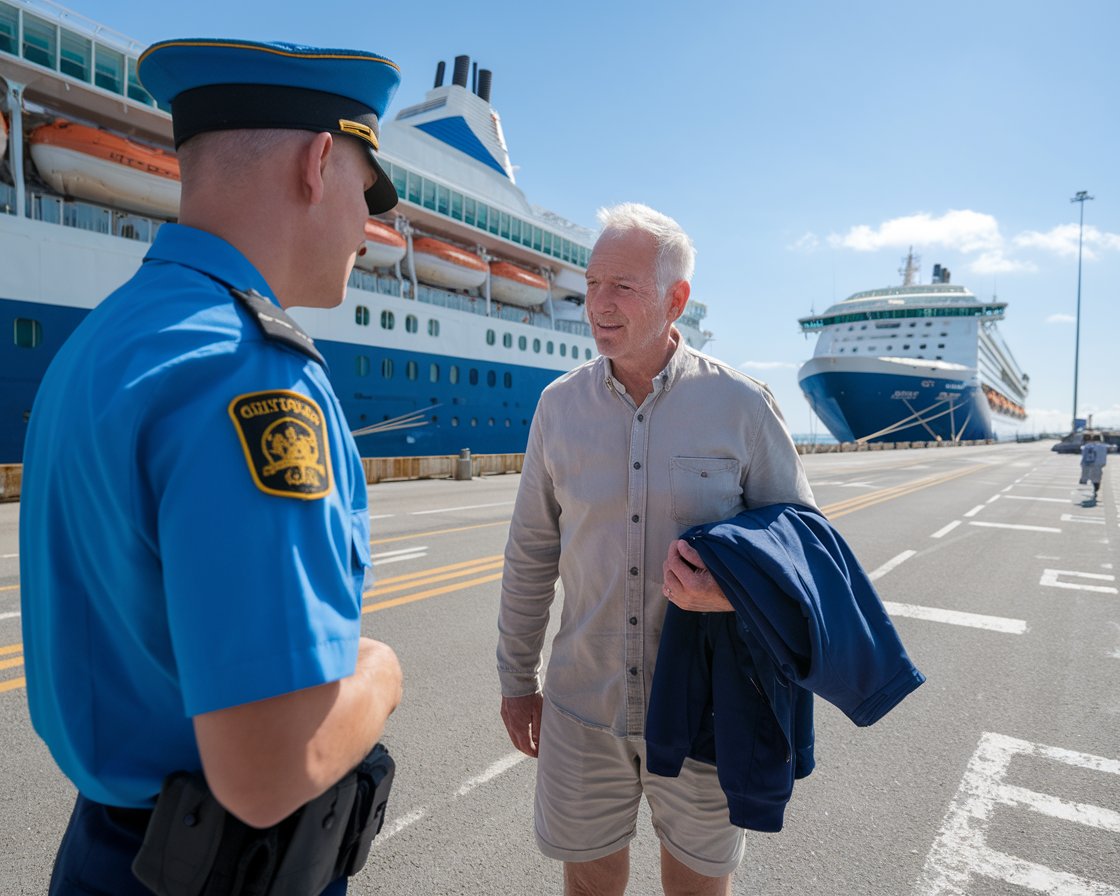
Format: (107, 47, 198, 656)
(797, 252, 1028, 443)
(0, 0, 712, 463)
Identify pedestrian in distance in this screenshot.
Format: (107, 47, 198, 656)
(19, 38, 404, 895)
(497, 203, 816, 896)
(1079, 432, 1108, 502)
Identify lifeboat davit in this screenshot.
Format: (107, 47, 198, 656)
(489, 261, 549, 309)
(410, 236, 487, 290)
(29, 119, 181, 219)
(355, 218, 406, 271)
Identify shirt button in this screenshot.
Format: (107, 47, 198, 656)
(637, 414, 644, 422)
(629, 616, 638, 625)
(633, 461, 641, 470)
(629, 567, 638, 576)
(700, 471, 709, 478)
(631, 514, 639, 523)
(629, 667, 638, 675)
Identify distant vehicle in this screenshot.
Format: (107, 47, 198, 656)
(1051, 431, 1120, 454)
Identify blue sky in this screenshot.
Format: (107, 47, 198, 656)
(75, 0, 1120, 433)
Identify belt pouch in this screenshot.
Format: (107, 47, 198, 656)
(336, 742, 396, 879)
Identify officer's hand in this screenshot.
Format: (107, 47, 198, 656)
(357, 637, 403, 715)
(662, 539, 734, 613)
(501, 692, 544, 758)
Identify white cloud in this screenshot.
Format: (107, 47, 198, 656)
(968, 251, 1037, 275)
(1046, 313, 1075, 324)
(828, 210, 1003, 253)
(1013, 224, 1120, 261)
(739, 360, 799, 371)
(789, 232, 820, 252)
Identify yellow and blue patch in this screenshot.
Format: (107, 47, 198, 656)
(229, 390, 333, 499)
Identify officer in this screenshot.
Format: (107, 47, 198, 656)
(19, 38, 404, 895)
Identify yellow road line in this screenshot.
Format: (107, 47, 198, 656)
(0, 677, 25, 694)
(367, 555, 504, 588)
(363, 572, 504, 614)
(0, 584, 18, 592)
(0, 643, 22, 656)
(363, 559, 503, 600)
(0, 656, 23, 671)
(822, 464, 986, 519)
(371, 520, 508, 547)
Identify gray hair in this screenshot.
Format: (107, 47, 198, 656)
(595, 202, 695, 298)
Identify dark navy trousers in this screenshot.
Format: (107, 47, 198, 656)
(49, 793, 347, 895)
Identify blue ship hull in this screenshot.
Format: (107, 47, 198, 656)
(1, 297, 558, 463)
(799, 362, 992, 443)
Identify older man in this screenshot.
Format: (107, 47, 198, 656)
(498, 203, 815, 895)
(20, 39, 403, 895)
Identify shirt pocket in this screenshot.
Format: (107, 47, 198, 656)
(669, 456, 742, 526)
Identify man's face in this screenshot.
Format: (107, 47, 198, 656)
(584, 229, 677, 371)
(314, 136, 377, 307)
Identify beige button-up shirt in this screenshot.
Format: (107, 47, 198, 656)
(497, 338, 816, 738)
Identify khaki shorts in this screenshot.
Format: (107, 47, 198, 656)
(534, 701, 745, 878)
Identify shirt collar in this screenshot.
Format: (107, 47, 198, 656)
(599, 327, 692, 397)
(144, 223, 279, 306)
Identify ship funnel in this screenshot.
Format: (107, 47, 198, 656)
(932, 263, 942, 282)
(478, 68, 493, 102)
(452, 55, 470, 88)
(434, 60, 445, 88)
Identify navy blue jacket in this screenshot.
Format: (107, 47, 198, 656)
(646, 504, 925, 831)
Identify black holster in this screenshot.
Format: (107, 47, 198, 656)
(131, 743, 394, 896)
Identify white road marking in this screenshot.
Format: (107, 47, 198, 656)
(964, 504, 986, 518)
(1039, 569, 1118, 595)
(931, 521, 961, 539)
(1060, 514, 1105, 525)
(0, 611, 20, 621)
(457, 752, 526, 796)
(411, 501, 515, 515)
(0, 553, 16, 559)
(370, 514, 395, 520)
(868, 550, 917, 581)
(372, 547, 429, 559)
(969, 521, 1062, 533)
(373, 553, 427, 566)
(1001, 495, 1076, 503)
(916, 732, 1120, 895)
(381, 751, 529, 842)
(883, 602, 1027, 635)
(986, 494, 1001, 504)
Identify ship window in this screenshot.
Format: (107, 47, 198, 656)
(499, 213, 510, 240)
(406, 360, 418, 380)
(14, 318, 43, 348)
(543, 233, 553, 256)
(909, 322, 916, 327)
(532, 227, 543, 251)
(560, 343, 567, 357)
(903, 344, 910, 350)
(504, 372, 512, 388)
(847, 326, 854, 331)
(919, 344, 927, 349)
(428, 319, 440, 337)
(60, 30, 91, 81)
(860, 325, 867, 330)
(381, 358, 394, 378)
(436, 185, 450, 215)
(510, 219, 522, 242)
(0, 3, 16, 54)
(464, 197, 476, 225)
(502, 332, 512, 348)
(407, 171, 421, 204)
(450, 191, 463, 220)
(886, 345, 892, 350)
(355, 355, 370, 376)
(355, 305, 370, 326)
(533, 338, 541, 353)
(449, 365, 459, 384)
(936, 356, 942, 360)
(469, 368, 479, 385)
(390, 166, 407, 198)
(546, 341, 554, 355)
(488, 418, 495, 427)
(429, 363, 439, 382)
(405, 314, 418, 333)
(94, 44, 125, 94)
(585, 349, 592, 360)
(572, 344, 578, 357)
(476, 205, 488, 230)
(505, 419, 511, 427)
(938, 344, 945, 349)
(487, 207, 500, 235)
(22, 14, 55, 68)
(518, 335, 527, 350)
(380, 310, 395, 329)
(421, 179, 437, 211)
(487, 370, 497, 387)
(470, 418, 478, 427)
(940, 332, 948, 337)
(451, 416, 459, 427)
(486, 329, 496, 346)
(925, 322, 933, 327)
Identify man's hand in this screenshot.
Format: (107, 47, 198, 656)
(500, 692, 544, 758)
(662, 539, 733, 613)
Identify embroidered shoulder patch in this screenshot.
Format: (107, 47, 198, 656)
(228, 390, 333, 499)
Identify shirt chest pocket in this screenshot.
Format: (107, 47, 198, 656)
(669, 456, 742, 526)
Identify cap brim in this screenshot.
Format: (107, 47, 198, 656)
(366, 153, 398, 214)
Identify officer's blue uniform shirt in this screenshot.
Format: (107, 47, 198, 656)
(20, 223, 371, 808)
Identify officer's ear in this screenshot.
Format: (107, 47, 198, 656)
(301, 131, 333, 206)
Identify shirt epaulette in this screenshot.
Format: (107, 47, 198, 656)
(231, 287, 325, 367)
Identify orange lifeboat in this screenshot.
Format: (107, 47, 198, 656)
(410, 236, 487, 290)
(489, 260, 548, 309)
(0, 112, 7, 163)
(29, 119, 180, 219)
(355, 218, 406, 271)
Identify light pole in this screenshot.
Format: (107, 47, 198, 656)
(1070, 190, 1093, 432)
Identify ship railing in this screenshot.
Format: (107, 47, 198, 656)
(1, 182, 163, 242)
